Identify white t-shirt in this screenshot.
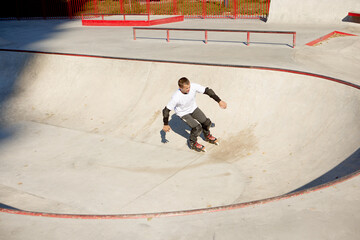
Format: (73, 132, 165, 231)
(166, 83, 206, 117)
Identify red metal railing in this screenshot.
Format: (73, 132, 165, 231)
(0, 0, 270, 20)
(81, 13, 184, 26)
(133, 27, 296, 48)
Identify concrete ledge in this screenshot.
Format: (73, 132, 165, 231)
(82, 15, 184, 26)
(306, 31, 358, 46)
(347, 12, 360, 23)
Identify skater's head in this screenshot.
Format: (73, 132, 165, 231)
(178, 77, 190, 94)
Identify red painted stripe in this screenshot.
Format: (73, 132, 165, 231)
(148, 16, 184, 26)
(83, 20, 151, 26)
(348, 12, 360, 17)
(0, 48, 358, 90)
(333, 31, 358, 36)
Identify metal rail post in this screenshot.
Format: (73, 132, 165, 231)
(121, 0, 126, 22)
(41, 0, 47, 19)
(233, 0, 237, 19)
(167, 30, 170, 42)
(94, 0, 98, 15)
(205, 30, 208, 44)
(173, 0, 177, 15)
(120, 0, 124, 18)
(147, 0, 150, 21)
(202, 0, 206, 19)
(247, 32, 250, 46)
(67, 0, 73, 19)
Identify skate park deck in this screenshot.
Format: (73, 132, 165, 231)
(1, 0, 360, 239)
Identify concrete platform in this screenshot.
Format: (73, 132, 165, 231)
(0, 13, 360, 240)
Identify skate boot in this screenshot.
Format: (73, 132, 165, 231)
(205, 133, 219, 145)
(189, 141, 206, 152)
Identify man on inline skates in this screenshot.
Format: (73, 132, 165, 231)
(162, 77, 227, 152)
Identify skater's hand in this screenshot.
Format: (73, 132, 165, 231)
(163, 125, 171, 132)
(219, 100, 227, 109)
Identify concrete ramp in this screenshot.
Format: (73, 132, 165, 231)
(267, 0, 360, 24)
(0, 51, 359, 215)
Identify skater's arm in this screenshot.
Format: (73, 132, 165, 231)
(162, 107, 170, 125)
(162, 107, 171, 132)
(204, 87, 227, 109)
(204, 87, 221, 102)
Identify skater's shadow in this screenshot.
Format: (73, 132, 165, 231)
(160, 114, 215, 145)
(169, 114, 191, 140)
(160, 130, 169, 143)
(160, 114, 191, 144)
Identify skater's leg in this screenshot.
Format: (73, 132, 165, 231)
(192, 108, 217, 144)
(181, 114, 202, 145)
(191, 108, 212, 136)
(201, 119, 212, 137)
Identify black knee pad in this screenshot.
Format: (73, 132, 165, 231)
(202, 118, 212, 131)
(192, 124, 202, 137)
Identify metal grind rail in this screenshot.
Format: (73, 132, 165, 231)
(82, 13, 151, 22)
(133, 28, 297, 48)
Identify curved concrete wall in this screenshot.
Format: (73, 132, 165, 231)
(0, 51, 359, 214)
(267, 0, 360, 24)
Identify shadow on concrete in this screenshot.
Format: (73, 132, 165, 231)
(0, 203, 20, 211)
(169, 114, 191, 140)
(260, 16, 268, 22)
(0, 51, 24, 144)
(136, 37, 291, 47)
(206, 40, 291, 48)
(0, 126, 15, 145)
(249, 41, 293, 48)
(0, 0, 76, 19)
(136, 36, 208, 44)
(160, 130, 169, 143)
(0, 20, 70, 145)
(160, 113, 216, 146)
(342, 15, 360, 24)
(342, 15, 352, 22)
(290, 148, 360, 194)
(158, 114, 190, 146)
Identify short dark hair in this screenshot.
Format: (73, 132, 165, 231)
(178, 77, 190, 88)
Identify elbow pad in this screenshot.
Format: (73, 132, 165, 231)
(204, 87, 221, 103)
(162, 107, 170, 125)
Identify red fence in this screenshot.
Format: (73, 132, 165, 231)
(0, 0, 270, 20)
